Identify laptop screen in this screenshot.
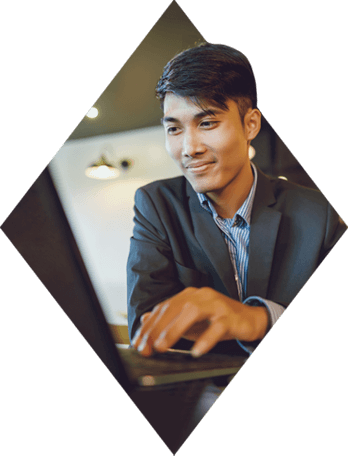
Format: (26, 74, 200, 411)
(1, 167, 130, 391)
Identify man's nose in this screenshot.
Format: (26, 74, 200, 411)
(182, 131, 205, 157)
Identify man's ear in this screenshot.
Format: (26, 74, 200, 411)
(244, 108, 261, 141)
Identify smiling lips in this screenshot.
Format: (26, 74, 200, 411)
(185, 161, 215, 173)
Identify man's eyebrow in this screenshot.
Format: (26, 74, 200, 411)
(161, 109, 221, 124)
(161, 116, 178, 124)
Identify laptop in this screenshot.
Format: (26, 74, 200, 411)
(1, 166, 247, 451)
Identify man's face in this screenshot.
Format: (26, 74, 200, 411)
(162, 93, 257, 198)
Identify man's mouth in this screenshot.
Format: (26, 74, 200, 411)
(185, 161, 215, 174)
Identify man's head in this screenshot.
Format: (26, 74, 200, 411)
(156, 42, 258, 122)
(157, 43, 261, 205)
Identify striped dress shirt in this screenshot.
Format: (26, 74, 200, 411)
(197, 162, 284, 354)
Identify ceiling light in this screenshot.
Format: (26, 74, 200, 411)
(248, 145, 256, 159)
(86, 107, 99, 119)
(85, 155, 120, 180)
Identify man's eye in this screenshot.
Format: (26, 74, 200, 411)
(200, 121, 218, 129)
(166, 126, 180, 135)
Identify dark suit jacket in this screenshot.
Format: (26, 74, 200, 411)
(127, 167, 346, 354)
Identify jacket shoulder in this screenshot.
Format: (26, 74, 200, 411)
(267, 174, 328, 208)
(268, 173, 346, 239)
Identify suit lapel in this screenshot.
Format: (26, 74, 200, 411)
(247, 169, 282, 298)
(186, 169, 282, 301)
(186, 181, 239, 300)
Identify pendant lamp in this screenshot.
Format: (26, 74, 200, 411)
(85, 154, 121, 180)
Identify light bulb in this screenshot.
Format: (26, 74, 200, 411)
(85, 165, 120, 179)
(86, 107, 99, 119)
(248, 145, 256, 159)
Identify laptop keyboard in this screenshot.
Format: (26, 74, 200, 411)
(119, 348, 245, 374)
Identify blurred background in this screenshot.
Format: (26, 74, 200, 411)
(49, 2, 317, 326)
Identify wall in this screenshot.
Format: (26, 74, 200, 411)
(49, 126, 181, 325)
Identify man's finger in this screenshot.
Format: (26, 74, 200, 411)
(140, 312, 151, 324)
(190, 316, 230, 357)
(152, 301, 204, 352)
(132, 307, 162, 347)
(139, 288, 201, 352)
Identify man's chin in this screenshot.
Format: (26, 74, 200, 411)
(188, 179, 214, 195)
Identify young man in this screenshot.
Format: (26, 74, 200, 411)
(127, 43, 346, 358)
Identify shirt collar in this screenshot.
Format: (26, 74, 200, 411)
(196, 162, 258, 226)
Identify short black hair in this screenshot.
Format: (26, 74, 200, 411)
(156, 42, 257, 120)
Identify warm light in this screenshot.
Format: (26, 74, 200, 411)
(248, 145, 256, 159)
(141, 376, 156, 386)
(86, 107, 99, 119)
(85, 165, 120, 179)
(278, 176, 288, 181)
(85, 155, 120, 179)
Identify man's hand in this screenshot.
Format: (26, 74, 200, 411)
(132, 287, 269, 357)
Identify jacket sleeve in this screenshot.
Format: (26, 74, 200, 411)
(126, 187, 184, 340)
(319, 202, 347, 264)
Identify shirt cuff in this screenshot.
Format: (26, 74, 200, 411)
(236, 296, 285, 355)
(244, 296, 285, 328)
